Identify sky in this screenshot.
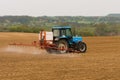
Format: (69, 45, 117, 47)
(0, 0, 120, 16)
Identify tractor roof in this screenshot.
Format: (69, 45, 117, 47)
(52, 26, 71, 29)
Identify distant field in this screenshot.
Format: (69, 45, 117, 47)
(0, 32, 120, 80)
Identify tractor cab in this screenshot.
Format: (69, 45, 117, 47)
(52, 26, 72, 43)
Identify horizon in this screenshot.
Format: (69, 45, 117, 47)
(0, 13, 120, 17)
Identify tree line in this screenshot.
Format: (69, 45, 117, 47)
(0, 15, 120, 36)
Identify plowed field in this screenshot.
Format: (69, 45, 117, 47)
(0, 32, 120, 80)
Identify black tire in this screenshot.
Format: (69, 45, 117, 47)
(46, 49, 57, 53)
(78, 42, 87, 53)
(46, 48, 53, 53)
(46, 45, 56, 54)
(58, 39, 68, 54)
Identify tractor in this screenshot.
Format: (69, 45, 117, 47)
(9, 26, 87, 54)
(39, 26, 87, 53)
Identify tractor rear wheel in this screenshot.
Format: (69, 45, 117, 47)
(78, 42, 87, 53)
(46, 48, 53, 53)
(58, 40, 68, 54)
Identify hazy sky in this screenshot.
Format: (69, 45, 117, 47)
(0, 0, 120, 16)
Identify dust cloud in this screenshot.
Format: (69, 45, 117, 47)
(0, 46, 80, 57)
(1, 46, 47, 55)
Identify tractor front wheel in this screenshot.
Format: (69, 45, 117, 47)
(58, 40, 68, 54)
(78, 42, 87, 53)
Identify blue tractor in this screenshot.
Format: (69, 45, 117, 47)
(52, 26, 87, 53)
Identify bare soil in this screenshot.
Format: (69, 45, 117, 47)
(0, 32, 120, 80)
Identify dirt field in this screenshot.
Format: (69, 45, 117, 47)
(0, 32, 120, 80)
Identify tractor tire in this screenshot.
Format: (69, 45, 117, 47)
(46, 48, 53, 53)
(78, 42, 87, 53)
(46, 49, 57, 54)
(58, 39, 68, 54)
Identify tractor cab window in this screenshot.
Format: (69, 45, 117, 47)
(61, 29, 72, 37)
(53, 29, 60, 37)
(61, 30, 66, 36)
(53, 28, 72, 37)
(66, 29, 72, 36)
